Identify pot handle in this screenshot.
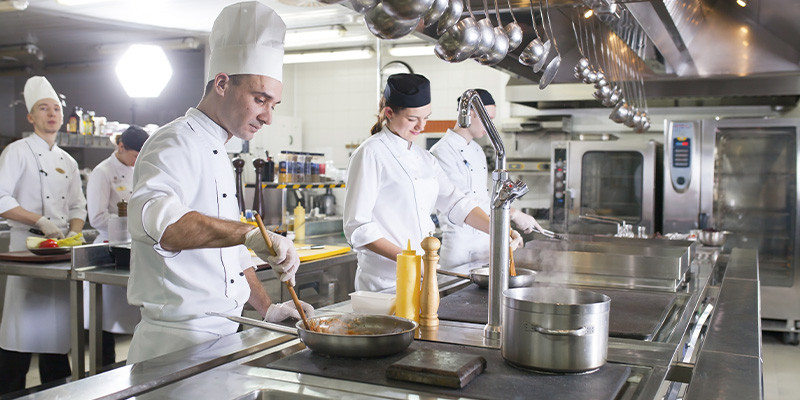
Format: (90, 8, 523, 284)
(533, 324, 589, 337)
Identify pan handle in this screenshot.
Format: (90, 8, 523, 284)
(435, 269, 470, 279)
(206, 312, 297, 335)
(532, 324, 590, 337)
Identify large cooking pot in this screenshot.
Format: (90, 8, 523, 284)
(501, 287, 610, 373)
(209, 312, 417, 358)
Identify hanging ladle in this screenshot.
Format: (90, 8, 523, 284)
(538, 0, 561, 89)
(504, 0, 523, 51)
(519, 0, 550, 70)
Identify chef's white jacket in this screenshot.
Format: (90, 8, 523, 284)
(126, 108, 254, 363)
(85, 153, 140, 333)
(429, 130, 492, 270)
(0, 133, 87, 353)
(343, 127, 478, 292)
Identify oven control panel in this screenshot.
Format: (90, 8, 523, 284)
(669, 122, 695, 192)
(551, 147, 567, 226)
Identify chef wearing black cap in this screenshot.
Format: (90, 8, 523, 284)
(84, 125, 148, 366)
(343, 74, 520, 291)
(430, 89, 534, 272)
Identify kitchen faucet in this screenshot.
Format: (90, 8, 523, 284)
(458, 89, 529, 340)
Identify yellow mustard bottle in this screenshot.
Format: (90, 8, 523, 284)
(395, 240, 421, 323)
(294, 204, 306, 241)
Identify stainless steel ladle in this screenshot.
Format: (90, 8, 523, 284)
(504, 0, 523, 51)
(518, 0, 549, 69)
(538, 0, 561, 89)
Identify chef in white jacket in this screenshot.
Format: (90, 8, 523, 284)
(85, 125, 148, 366)
(430, 89, 543, 271)
(0, 76, 87, 395)
(126, 2, 312, 364)
(344, 74, 523, 292)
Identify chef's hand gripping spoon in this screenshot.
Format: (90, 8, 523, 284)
(254, 213, 310, 330)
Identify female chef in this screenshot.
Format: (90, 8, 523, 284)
(430, 89, 543, 271)
(0, 76, 87, 394)
(84, 125, 148, 366)
(343, 74, 522, 292)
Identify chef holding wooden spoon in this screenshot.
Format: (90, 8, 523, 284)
(125, 2, 312, 364)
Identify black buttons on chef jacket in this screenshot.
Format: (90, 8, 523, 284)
(213, 150, 218, 154)
(239, 272, 244, 276)
(230, 279, 234, 283)
(222, 193, 227, 198)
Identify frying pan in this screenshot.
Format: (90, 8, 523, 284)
(437, 267, 536, 288)
(207, 312, 418, 358)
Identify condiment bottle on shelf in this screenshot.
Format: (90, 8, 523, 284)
(396, 240, 421, 323)
(420, 235, 441, 327)
(293, 204, 305, 241)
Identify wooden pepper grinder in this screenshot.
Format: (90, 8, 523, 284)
(419, 235, 441, 327)
(252, 158, 265, 216)
(232, 158, 246, 213)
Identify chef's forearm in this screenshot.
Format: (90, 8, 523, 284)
(159, 211, 253, 251)
(464, 207, 491, 234)
(68, 218, 84, 234)
(0, 206, 42, 226)
(244, 267, 272, 317)
(365, 238, 403, 261)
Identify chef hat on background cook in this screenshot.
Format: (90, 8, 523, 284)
(455, 88, 495, 107)
(206, 1, 286, 83)
(24, 76, 60, 112)
(384, 73, 431, 108)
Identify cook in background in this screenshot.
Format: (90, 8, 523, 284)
(0, 76, 87, 395)
(430, 89, 543, 272)
(126, 1, 312, 364)
(343, 74, 523, 292)
(84, 125, 148, 366)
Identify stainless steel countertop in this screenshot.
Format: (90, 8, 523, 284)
(19, 243, 761, 399)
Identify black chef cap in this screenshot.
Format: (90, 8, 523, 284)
(384, 73, 431, 108)
(120, 125, 149, 152)
(456, 89, 495, 107)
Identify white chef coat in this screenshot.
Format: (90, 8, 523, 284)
(0, 133, 87, 353)
(126, 108, 254, 364)
(429, 130, 492, 270)
(343, 127, 478, 292)
(85, 153, 140, 333)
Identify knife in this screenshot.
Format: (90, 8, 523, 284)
(296, 245, 325, 250)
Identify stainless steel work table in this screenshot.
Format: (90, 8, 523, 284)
(23, 244, 761, 399)
(69, 239, 357, 380)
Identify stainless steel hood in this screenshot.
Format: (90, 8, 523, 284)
(419, 0, 800, 108)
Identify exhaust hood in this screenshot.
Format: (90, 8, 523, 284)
(419, 0, 800, 109)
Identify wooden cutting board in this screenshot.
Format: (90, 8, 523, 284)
(294, 244, 351, 262)
(0, 251, 72, 263)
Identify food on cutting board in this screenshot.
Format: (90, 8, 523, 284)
(26, 233, 84, 249)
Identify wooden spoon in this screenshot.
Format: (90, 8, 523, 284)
(254, 213, 310, 330)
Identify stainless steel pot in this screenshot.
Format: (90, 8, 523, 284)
(502, 287, 610, 373)
(209, 312, 417, 358)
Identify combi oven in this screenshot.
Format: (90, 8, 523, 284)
(664, 118, 800, 342)
(550, 139, 663, 236)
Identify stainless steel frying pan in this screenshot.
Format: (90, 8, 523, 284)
(437, 267, 537, 288)
(208, 312, 418, 358)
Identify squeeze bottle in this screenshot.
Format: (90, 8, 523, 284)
(294, 204, 306, 241)
(395, 240, 421, 323)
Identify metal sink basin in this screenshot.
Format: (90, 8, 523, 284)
(515, 238, 693, 291)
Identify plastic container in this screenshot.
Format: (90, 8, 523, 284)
(350, 291, 396, 315)
(395, 240, 421, 323)
(278, 151, 291, 183)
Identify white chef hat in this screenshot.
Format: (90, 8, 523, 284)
(206, 1, 286, 83)
(24, 76, 60, 112)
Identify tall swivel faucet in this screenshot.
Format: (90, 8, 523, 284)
(458, 90, 529, 340)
